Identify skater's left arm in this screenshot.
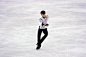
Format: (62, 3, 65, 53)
(45, 15, 49, 26)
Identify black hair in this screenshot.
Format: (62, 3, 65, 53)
(40, 10, 46, 14)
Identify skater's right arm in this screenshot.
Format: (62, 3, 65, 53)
(39, 18, 42, 22)
(39, 18, 43, 28)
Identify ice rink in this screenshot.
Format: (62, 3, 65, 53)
(0, 0, 86, 57)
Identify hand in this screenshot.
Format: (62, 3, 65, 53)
(45, 24, 49, 26)
(43, 25, 45, 27)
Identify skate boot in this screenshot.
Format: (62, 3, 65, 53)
(36, 44, 41, 50)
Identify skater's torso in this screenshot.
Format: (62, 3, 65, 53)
(39, 15, 49, 29)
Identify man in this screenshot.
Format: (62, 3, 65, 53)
(36, 10, 49, 50)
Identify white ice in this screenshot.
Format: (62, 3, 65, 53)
(0, 0, 86, 57)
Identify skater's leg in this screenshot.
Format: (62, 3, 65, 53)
(40, 28, 48, 44)
(37, 28, 42, 45)
(36, 28, 43, 50)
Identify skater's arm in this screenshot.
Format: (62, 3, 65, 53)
(39, 18, 42, 25)
(39, 18, 43, 28)
(39, 18, 42, 22)
(45, 23, 49, 26)
(45, 15, 49, 26)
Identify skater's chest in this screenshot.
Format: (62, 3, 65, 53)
(41, 18, 47, 22)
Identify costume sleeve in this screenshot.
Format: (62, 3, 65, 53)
(45, 15, 49, 26)
(39, 18, 43, 29)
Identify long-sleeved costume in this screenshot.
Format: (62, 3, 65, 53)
(39, 15, 49, 29)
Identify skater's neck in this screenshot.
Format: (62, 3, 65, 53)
(42, 16, 46, 18)
(43, 17, 45, 18)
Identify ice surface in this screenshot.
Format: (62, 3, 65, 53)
(0, 0, 86, 57)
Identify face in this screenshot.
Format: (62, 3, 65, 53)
(41, 14, 45, 17)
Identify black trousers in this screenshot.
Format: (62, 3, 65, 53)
(37, 27, 48, 45)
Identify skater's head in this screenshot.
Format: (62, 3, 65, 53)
(40, 10, 46, 18)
